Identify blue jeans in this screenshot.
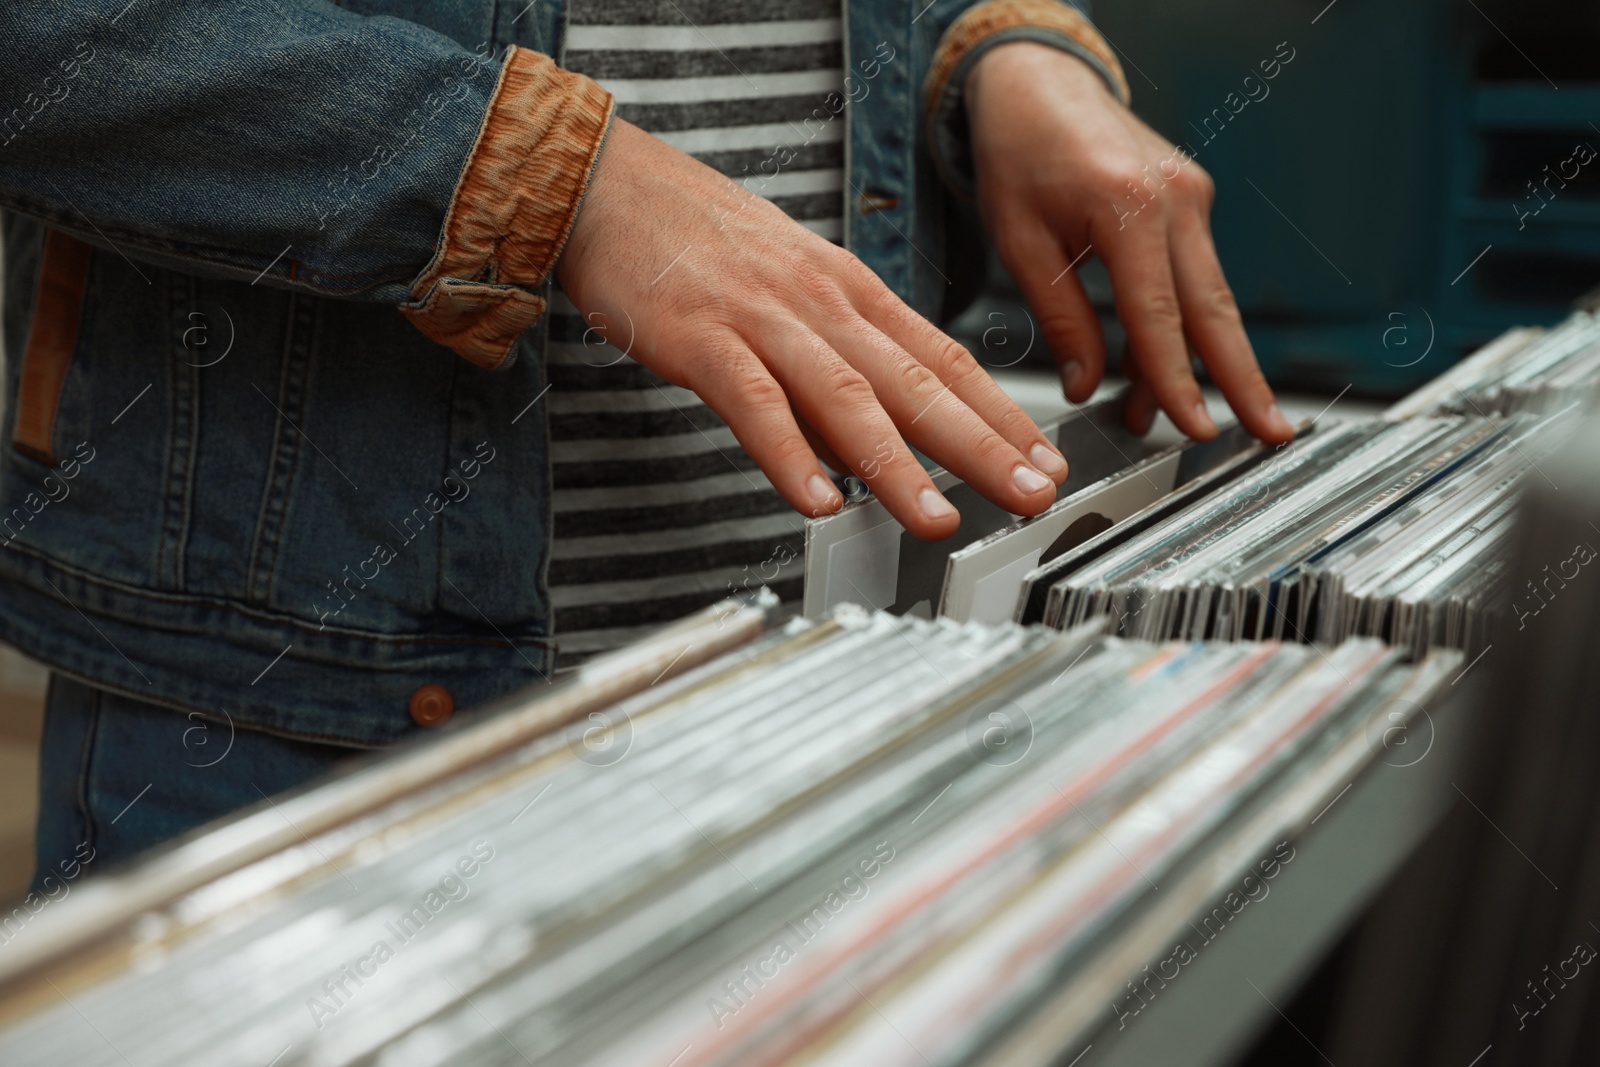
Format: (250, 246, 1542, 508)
(31, 674, 360, 896)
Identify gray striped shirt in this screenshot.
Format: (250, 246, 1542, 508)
(548, 0, 845, 668)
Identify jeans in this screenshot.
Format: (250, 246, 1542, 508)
(31, 674, 360, 896)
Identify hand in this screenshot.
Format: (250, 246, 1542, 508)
(966, 42, 1294, 444)
(556, 117, 1070, 540)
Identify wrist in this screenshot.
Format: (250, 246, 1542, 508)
(966, 40, 1113, 115)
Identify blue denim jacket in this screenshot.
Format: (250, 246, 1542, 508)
(0, 0, 1108, 747)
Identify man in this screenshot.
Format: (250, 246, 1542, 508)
(0, 0, 1290, 884)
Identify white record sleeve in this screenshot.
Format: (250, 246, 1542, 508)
(938, 449, 1186, 624)
(801, 394, 1141, 618)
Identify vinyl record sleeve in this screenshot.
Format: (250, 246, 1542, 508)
(939, 449, 1184, 625)
(801, 394, 1141, 619)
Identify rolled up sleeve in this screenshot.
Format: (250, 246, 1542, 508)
(401, 47, 615, 369)
(0, 5, 613, 370)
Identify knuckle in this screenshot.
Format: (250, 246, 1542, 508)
(1093, 156, 1145, 191)
(819, 359, 875, 406)
(754, 240, 804, 280)
(790, 259, 850, 310)
(943, 342, 989, 385)
(695, 341, 746, 383)
(925, 335, 973, 377)
(765, 431, 816, 470)
(1142, 289, 1184, 330)
(759, 246, 806, 289)
(1171, 164, 1209, 193)
(665, 285, 729, 327)
(969, 429, 1015, 468)
(736, 367, 788, 409)
(855, 273, 909, 324)
(1172, 169, 1215, 211)
(988, 397, 1038, 437)
(889, 352, 937, 397)
(866, 280, 910, 323)
(945, 353, 998, 405)
(848, 284, 894, 326)
(834, 249, 882, 293)
(1203, 282, 1243, 323)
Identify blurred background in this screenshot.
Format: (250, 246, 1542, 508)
(952, 0, 1600, 396)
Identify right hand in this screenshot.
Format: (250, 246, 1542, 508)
(965, 44, 1293, 446)
(554, 118, 1069, 541)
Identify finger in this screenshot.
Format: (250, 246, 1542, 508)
(753, 322, 962, 539)
(1097, 213, 1219, 441)
(841, 267, 1068, 488)
(1168, 210, 1293, 443)
(809, 312, 1061, 514)
(794, 408, 849, 475)
(1124, 380, 1160, 436)
(1115, 344, 1156, 434)
(994, 222, 1106, 404)
(684, 335, 846, 520)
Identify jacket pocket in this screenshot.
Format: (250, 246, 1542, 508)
(13, 230, 92, 464)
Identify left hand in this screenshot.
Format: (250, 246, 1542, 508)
(966, 42, 1294, 444)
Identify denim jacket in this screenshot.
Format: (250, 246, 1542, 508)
(0, 0, 1122, 747)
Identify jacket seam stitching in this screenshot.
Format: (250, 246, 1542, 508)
(6, 540, 553, 647)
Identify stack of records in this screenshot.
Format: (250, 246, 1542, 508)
(1386, 310, 1600, 419)
(0, 604, 1458, 1067)
(1026, 412, 1573, 657)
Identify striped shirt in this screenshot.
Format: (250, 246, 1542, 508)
(548, 0, 845, 669)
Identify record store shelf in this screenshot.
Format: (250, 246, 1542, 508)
(4, 317, 1595, 1065)
(1000, 689, 1474, 1067)
(0, 602, 1469, 1067)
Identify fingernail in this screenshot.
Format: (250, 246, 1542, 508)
(1266, 403, 1294, 439)
(1061, 360, 1083, 398)
(807, 473, 841, 512)
(1190, 400, 1218, 439)
(918, 487, 957, 521)
(1030, 442, 1068, 478)
(1011, 464, 1052, 494)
